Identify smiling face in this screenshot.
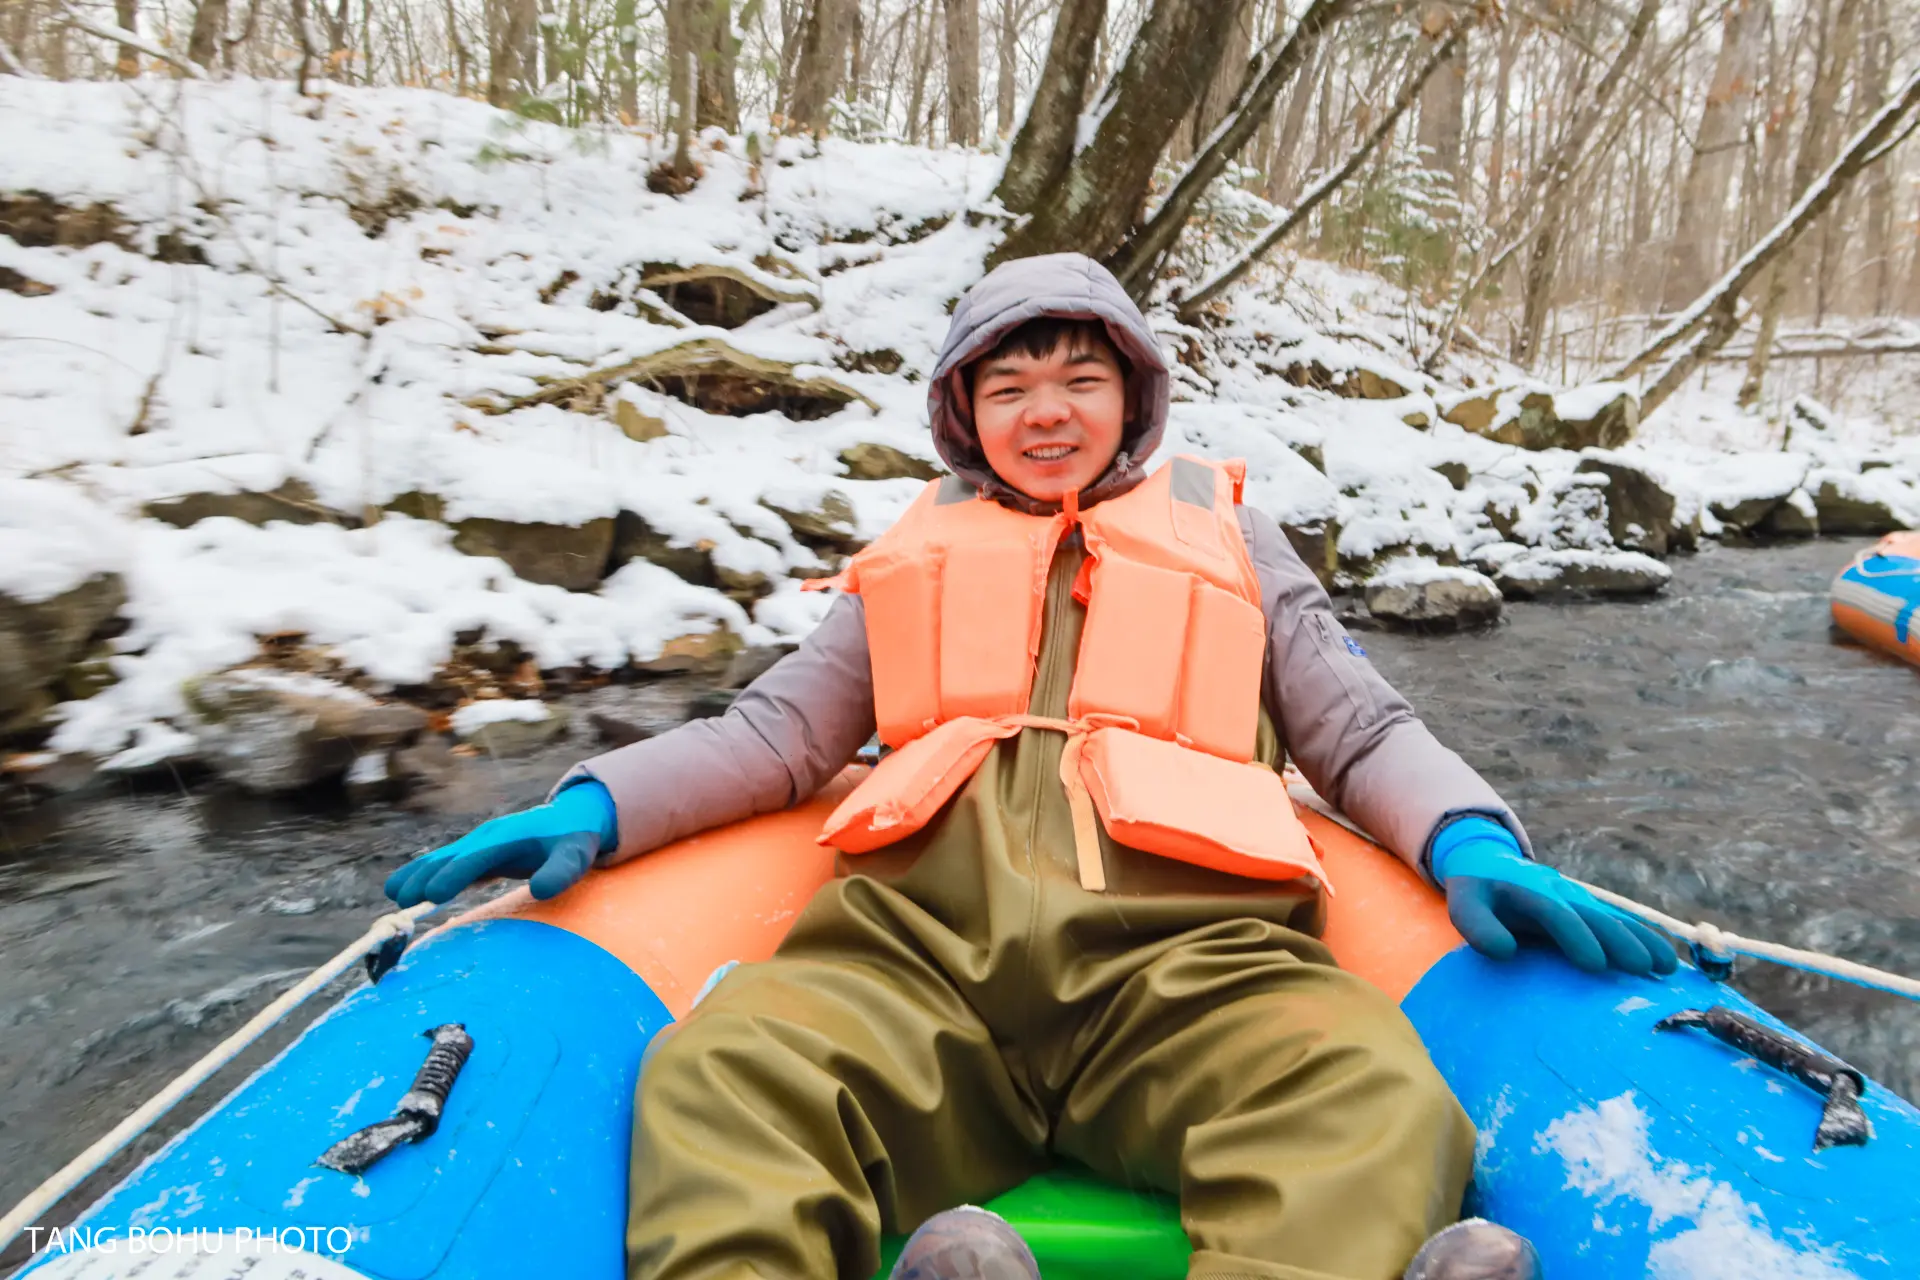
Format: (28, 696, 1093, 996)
(967, 325, 1129, 503)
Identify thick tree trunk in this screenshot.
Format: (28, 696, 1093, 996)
(1658, 0, 1762, 311)
(668, 0, 695, 169)
(113, 0, 138, 76)
(788, 0, 854, 132)
(694, 0, 739, 129)
(185, 0, 228, 67)
(943, 0, 981, 146)
(290, 0, 314, 91)
(993, 0, 1106, 213)
(1614, 55, 1920, 417)
(1108, 0, 1354, 293)
(1414, 1, 1465, 183)
(615, 0, 637, 119)
(1184, 0, 1255, 159)
(1179, 28, 1463, 320)
(488, 0, 534, 105)
(1512, 0, 1661, 369)
(994, 0, 1017, 137)
(1739, 0, 1862, 408)
(991, 0, 1247, 267)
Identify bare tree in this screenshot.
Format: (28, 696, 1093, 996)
(994, 0, 1106, 212)
(943, 0, 981, 145)
(186, 0, 229, 67)
(694, 0, 741, 129)
(993, 0, 1019, 136)
(788, 0, 855, 131)
(1108, 0, 1357, 292)
(1659, 0, 1764, 311)
(113, 0, 138, 75)
(991, 0, 1250, 265)
(1178, 26, 1465, 318)
(1613, 53, 1920, 415)
(1511, 0, 1662, 369)
(1414, 0, 1465, 183)
(1739, 0, 1864, 406)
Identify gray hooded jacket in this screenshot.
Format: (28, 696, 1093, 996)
(560, 253, 1528, 878)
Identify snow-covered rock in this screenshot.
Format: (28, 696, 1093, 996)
(450, 698, 568, 756)
(1575, 451, 1680, 556)
(185, 668, 428, 793)
(1364, 561, 1502, 630)
(1808, 469, 1917, 535)
(1485, 547, 1672, 599)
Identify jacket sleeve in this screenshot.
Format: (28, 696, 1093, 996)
(552, 592, 878, 865)
(1237, 507, 1532, 878)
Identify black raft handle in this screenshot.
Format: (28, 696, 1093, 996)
(1655, 1006, 1873, 1152)
(317, 1024, 475, 1175)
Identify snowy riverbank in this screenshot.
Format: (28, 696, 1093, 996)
(4, 78, 1917, 785)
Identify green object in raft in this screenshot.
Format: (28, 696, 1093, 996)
(872, 1165, 1190, 1279)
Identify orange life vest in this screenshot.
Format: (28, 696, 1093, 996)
(811, 455, 1325, 893)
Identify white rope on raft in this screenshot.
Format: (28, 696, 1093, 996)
(0, 902, 436, 1259)
(1284, 774, 1920, 1004)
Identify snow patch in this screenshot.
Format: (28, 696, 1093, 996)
(1538, 1093, 1860, 1280)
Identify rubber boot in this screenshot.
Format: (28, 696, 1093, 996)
(1402, 1218, 1542, 1280)
(888, 1206, 1041, 1280)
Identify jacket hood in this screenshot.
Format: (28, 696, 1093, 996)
(928, 253, 1170, 514)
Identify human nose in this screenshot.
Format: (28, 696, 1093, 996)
(1021, 386, 1072, 427)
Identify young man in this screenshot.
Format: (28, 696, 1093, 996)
(387, 253, 1672, 1280)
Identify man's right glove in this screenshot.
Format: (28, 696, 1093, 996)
(384, 780, 619, 906)
(1431, 816, 1677, 978)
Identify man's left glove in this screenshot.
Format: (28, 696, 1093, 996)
(1431, 816, 1677, 978)
(385, 780, 619, 906)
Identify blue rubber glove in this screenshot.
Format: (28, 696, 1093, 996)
(384, 781, 619, 906)
(1430, 817, 1677, 978)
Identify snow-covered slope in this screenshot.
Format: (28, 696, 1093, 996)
(3, 79, 1916, 771)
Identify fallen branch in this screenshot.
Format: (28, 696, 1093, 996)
(473, 335, 879, 418)
(1709, 340, 1920, 361)
(56, 3, 207, 78)
(1176, 28, 1462, 323)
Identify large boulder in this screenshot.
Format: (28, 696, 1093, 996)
(635, 625, 743, 675)
(839, 441, 942, 482)
(1575, 452, 1678, 556)
(1365, 564, 1502, 631)
(450, 698, 569, 756)
(185, 669, 428, 793)
(0, 573, 126, 732)
(1282, 520, 1341, 589)
(1758, 488, 1819, 538)
(1809, 470, 1914, 535)
(608, 511, 775, 603)
(1440, 384, 1638, 452)
(451, 516, 616, 591)
(763, 489, 862, 550)
(1491, 548, 1671, 600)
(1513, 475, 1614, 551)
(1697, 453, 1808, 533)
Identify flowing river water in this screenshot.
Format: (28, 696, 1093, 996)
(1, 537, 1916, 1244)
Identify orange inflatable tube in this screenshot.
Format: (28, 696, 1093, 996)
(467, 769, 1458, 1016)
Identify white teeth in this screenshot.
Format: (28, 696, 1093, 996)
(1025, 445, 1074, 460)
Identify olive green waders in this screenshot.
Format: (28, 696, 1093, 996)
(628, 544, 1475, 1280)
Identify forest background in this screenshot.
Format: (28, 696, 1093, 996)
(8, 0, 1920, 422)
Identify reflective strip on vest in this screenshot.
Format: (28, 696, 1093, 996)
(817, 457, 1326, 892)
